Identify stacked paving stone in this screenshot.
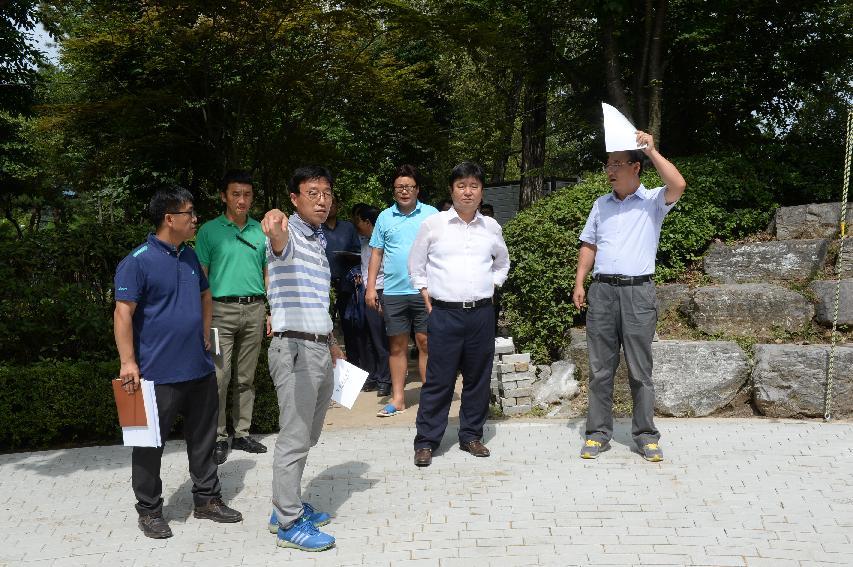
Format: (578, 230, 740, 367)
(490, 338, 537, 416)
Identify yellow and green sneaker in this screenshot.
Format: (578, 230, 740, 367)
(640, 442, 664, 462)
(580, 438, 610, 459)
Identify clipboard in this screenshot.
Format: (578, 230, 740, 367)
(112, 378, 147, 426)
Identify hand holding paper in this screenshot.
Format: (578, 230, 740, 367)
(602, 102, 648, 152)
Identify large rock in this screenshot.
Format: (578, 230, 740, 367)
(687, 284, 814, 336)
(840, 249, 853, 278)
(652, 341, 750, 417)
(773, 202, 853, 240)
(753, 344, 853, 418)
(532, 360, 579, 407)
(810, 279, 853, 326)
(656, 283, 691, 316)
(703, 239, 829, 283)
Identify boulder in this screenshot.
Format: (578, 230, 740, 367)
(532, 360, 579, 407)
(810, 279, 853, 326)
(840, 250, 853, 278)
(651, 341, 749, 417)
(686, 284, 814, 336)
(703, 239, 829, 283)
(752, 344, 853, 418)
(656, 283, 691, 316)
(773, 202, 853, 240)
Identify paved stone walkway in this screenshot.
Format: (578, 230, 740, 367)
(2, 418, 852, 566)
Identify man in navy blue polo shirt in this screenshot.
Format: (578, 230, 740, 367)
(114, 186, 243, 539)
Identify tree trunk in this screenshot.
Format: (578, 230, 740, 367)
(643, 0, 667, 144)
(491, 72, 523, 184)
(519, 75, 547, 210)
(633, 0, 655, 128)
(601, 10, 631, 120)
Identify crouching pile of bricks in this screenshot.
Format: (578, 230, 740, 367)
(491, 337, 535, 416)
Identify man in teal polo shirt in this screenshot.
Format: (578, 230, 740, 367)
(196, 170, 268, 465)
(365, 164, 438, 416)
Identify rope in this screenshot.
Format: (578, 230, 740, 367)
(825, 106, 852, 421)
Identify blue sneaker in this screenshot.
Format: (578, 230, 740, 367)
(276, 516, 335, 551)
(269, 503, 331, 533)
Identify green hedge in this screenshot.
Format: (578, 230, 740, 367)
(0, 348, 281, 452)
(501, 153, 777, 363)
(0, 220, 147, 364)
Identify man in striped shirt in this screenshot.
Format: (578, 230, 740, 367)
(261, 166, 345, 552)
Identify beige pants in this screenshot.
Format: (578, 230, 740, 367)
(212, 300, 265, 441)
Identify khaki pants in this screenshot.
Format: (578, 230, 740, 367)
(212, 300, 265, 441)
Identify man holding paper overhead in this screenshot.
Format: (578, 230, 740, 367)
(262, 166, 345, 552)
(573, 118, 686, 463)
(114, 186, 243, 539)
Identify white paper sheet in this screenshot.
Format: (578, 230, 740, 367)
(331, 360, 369, 409)
(602, 102, 647, 152)
(122, 379, 162, 447)
(210, 327, 220, 356)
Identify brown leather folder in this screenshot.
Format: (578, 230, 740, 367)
(112, 379, 148, 427)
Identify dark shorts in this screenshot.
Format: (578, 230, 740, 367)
(382, 293, 429, 336)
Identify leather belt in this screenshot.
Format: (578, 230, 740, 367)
(430, 297, 492, 310)
(273, 330, 329, 344)
(213, 295, 265, 304)
(593, 274, 653, 286)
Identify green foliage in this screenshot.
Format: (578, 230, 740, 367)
(0, 360, 120, 450)
(0, 353, 282, 451)
(501, 154, 777, 362)
(0, 220, 146, 363)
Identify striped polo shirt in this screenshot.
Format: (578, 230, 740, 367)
(266, 214, 333, 334)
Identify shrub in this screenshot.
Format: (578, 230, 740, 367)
(0, 220, 147, 364)
(0, 351, 281, 452)
(501, 153, 777, 363)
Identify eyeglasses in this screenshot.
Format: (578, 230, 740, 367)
(168, 209, 197, 218)
(603, 161, 636, 172)
(303, 190, 333, 202)
(393, 185, 417, 193)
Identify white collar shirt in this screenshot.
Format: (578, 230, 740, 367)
(408, 209, 510, 302)
(578, 183, 678, 276)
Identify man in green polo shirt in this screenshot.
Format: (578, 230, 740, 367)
(196, 170, 268, 465)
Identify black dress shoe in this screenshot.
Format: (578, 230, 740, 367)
(193, 497, 243, 523)
(459, 439, 491, 457)
(138, 513, 173, 539)
(231, 436, 267, 453)
(213, 440, 229, 465)
(414, 447, 433, 467)
(362, 381, 378, 392)
(376, 383, 391, 396)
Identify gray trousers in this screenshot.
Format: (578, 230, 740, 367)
(585, 280, 660, 447)
(212, 300, 265, 441)
(269, 336, 333, 528)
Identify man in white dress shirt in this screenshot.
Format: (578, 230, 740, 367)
(573, 131, 686, 462)
(408, 161, 510, 467)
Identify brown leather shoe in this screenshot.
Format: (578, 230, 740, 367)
(193, 497, 243, 523)
(414, 447, 432, 467)
(459, 440, 490, 457)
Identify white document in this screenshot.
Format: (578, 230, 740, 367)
(210, 327, 220, 356)
(122, 380, 162, 447)
(331, 360, 369, 409)
(602, 102, 647, 152)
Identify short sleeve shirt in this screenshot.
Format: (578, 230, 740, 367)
(369, 201, 438, 295)
(195, 215, 266, 297)
(115, 234, 214, 384)
(579, 184, 677, 276)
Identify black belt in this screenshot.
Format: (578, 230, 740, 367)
(273, 330, 329, 344)
(430, 297, 492, 310)
(213, 295, 265, 304)
(593, 274, 653, 286)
